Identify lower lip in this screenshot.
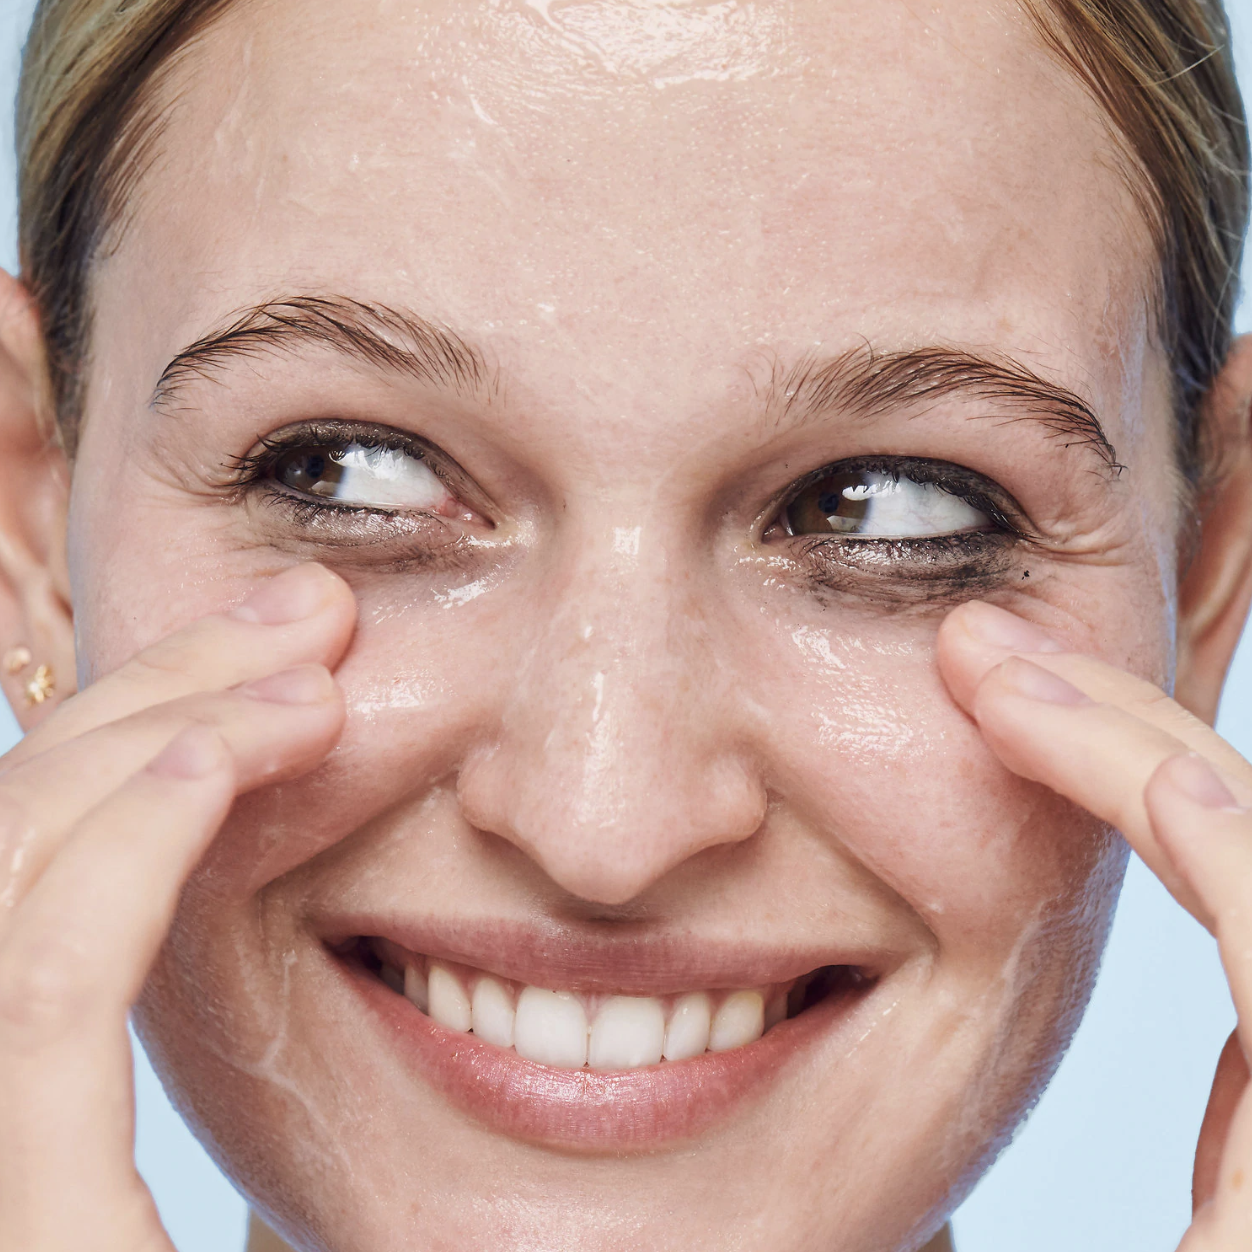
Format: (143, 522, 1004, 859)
(340, 958, 869, 1151)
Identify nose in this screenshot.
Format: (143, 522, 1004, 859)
(457, 523, 766, 906)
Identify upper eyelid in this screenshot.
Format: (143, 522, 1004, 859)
(224, 421, 436, 475)
(224, 423, 502, 537)
(221, 420, 477, 503)
(783, 455, 1007, 499)
(771, 455, 1028, 535)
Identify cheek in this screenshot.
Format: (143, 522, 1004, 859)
(180, 583, 522, 894)
(744, 611, 1126, 965)
(741, 611, 1129, 1146)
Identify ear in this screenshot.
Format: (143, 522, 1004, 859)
(0, 270, 75, 730)
(1175, 333, 1252, 725)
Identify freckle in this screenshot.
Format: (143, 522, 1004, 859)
(1233, 1169, 1245, 1191)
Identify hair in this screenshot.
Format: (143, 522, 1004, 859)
(16, 0, 234, 453)
(13, 0, 1252, 468)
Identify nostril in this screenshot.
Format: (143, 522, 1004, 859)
(456, 694, 767, 905)
(456, 773, 769, 908)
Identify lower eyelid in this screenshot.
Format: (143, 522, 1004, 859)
(797, 530, 1019, 570)
(794, 538, 1023, 604)
(256, 484, 455, 530)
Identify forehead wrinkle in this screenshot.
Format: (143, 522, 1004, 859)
(769, 342, 1125, 475)
(148, 294, 493, 413)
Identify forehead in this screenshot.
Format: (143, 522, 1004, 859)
(99, 0, 1153, 422)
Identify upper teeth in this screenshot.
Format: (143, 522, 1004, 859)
(381, 953, 791, 1071)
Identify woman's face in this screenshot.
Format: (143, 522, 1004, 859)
(71, 0, 1176, 1247)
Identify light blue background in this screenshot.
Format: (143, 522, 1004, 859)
(1, 2, 1251, 1248)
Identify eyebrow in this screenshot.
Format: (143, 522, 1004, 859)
(770, 344, 1123, 473)
(151, 297, 1121, 474)
(149, 295, 491, 412)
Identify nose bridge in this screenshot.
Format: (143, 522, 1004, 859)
(552, 528, 702, 816)
(458, 518, 764, 905)
(519, 520, 719, 816)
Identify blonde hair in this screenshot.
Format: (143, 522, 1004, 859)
(15, 0, 1252, 467)
(17, 0, 232, 453)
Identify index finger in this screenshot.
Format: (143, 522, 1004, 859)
(8, 562, 356, 766)
(937, 601, 1252, 927)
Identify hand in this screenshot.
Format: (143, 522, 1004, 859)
(0, 562, 356, 1252)
(938, 600, 1252, 1250)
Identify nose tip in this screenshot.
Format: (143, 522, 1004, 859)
(459, 743, 766, 906)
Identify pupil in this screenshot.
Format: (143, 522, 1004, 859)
(276, 446, 345, 497)
(787, 470, 874, 534)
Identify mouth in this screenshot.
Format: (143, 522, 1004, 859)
(331, 929, 880, 1149)
(352, 936, 862, 1070)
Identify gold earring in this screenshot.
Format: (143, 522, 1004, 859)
(3, 646, 31, 675)
(23, 664, 54, 707)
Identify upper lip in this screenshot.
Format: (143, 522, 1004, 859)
(313, 913, 895, 994)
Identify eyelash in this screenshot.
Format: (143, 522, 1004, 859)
(769, 455, 1030, 593)
(225, 427, 1030, 595)
(775, 454, 1020, 533)
(223, 422, 461, 522)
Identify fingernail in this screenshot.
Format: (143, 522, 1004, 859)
(964, 602, 1064, 653)
(230, 565, 335, 625)
(149, 726, 226, 779)
(1167, 753, 1242, 810)
(240, 665, 333, 705)
(1000, 657, 1091, 705)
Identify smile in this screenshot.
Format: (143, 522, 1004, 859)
(362, 937, 859, 1070)
(332, 928, 881, 1150)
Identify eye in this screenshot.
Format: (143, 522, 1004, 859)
(783, 467, 992, 538)
(270, 441, 466, 515)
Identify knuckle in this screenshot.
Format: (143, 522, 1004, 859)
(0, 937, 94, 1052)
(119, 644, 199, 686)
(1126, 683, 1182, 718)
(1126, 689, 1205, 747)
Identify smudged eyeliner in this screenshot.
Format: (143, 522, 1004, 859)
(224, 425, 1036, 599)
(765, 454, 1035, 599)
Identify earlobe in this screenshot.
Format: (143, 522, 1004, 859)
(0, 269, 75, 730)
(1175, 334, 1252, 725)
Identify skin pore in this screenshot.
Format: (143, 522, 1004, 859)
(0, 0, 1250, 1250)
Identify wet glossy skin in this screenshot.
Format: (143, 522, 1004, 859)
(65, 0, 1179, 1247)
